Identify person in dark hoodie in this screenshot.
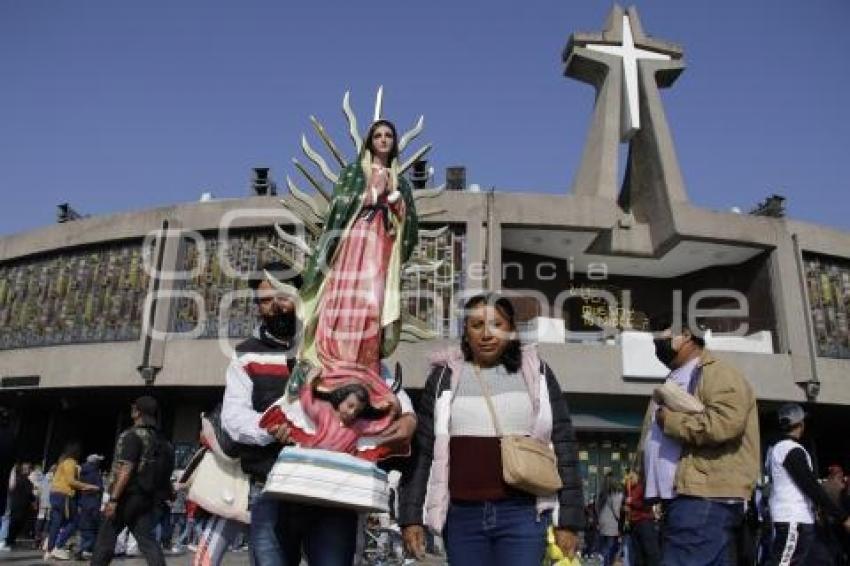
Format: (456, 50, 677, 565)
(76, 454, 104, 559)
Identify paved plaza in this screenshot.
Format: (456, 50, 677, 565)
(0, 546, 449, 565)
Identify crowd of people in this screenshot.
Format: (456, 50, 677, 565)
(2, 281, 850, 565)
(2, 281, 849, 566)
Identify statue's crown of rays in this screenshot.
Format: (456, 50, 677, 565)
(373, 85, 383, 123)
(289, 86, 431, 204)
(268, 87, 450, 343)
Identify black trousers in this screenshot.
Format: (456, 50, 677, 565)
(764, 522, 815, 566)
(631, 520, 662, 565)
(7, 510, 30, 547)
(90, 494, 165, 566)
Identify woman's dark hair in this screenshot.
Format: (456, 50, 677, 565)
(363, 120, 399, 165)
(317, 383, 383, 420)
(461, 293, 522, 373)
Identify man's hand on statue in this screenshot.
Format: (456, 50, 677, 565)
(401, 525, 426, 560)
(376, 413, 416, 451)
(268, 423, 291, 445)
(389, 396, 402, 419)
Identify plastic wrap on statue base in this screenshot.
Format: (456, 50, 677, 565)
(264, 446, 389, 513)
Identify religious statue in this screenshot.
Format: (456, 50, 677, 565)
(260, 89, 436, 462)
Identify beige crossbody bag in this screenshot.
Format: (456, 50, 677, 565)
(473, 365, 563, 497)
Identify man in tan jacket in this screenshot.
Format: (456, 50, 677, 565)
(641, 321, 760, 566)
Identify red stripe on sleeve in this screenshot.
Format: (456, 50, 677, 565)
(243, 362, 290, 378)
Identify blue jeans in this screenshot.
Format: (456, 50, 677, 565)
(661, 496, 743, 566)
(598, 535, 620, 566)
(48, 493, 78, 551)
(0, 498, 9, 544)
(249, 485, 358, 566)
(78, 506, 101, 553)
(170, 514, 186, 545)
(443, 498, 548, 566)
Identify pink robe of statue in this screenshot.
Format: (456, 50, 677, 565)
(305, 164, 404, 448)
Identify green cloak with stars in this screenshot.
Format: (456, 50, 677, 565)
(289, 157, 418, 394)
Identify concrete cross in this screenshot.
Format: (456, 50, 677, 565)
(586, 15, 671, 141)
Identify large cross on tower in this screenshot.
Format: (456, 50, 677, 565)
(586, 14, 671, 141)
(563, 5, 688, 255)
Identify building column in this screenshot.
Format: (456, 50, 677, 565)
(136, 218, 183, 385)
(464, 202, 487, 292)
(768, 232, 816, 398)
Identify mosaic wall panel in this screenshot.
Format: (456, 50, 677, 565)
(171, 226, 466, 339)
(0, 242, 149, 349)
(170, 230, 305, 338)
(804, 253, 850, 359)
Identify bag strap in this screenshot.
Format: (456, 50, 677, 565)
(472, 364, 504, 437)
(608, 496, 621, 521)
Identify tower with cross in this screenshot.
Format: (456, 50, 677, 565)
(564, 5, 687, 256)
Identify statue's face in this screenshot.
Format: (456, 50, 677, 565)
(338, 392, 365, 426)
(370, 124, 395, 161)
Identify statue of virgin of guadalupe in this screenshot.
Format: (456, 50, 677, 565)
(263, 118, 419, 458)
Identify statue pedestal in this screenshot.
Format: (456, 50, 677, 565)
(264, 446, 390, 513)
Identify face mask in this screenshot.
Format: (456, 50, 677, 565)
(263, 311, 296, 341)
(653, 337, 677, 369)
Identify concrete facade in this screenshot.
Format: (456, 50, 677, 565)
(1, 188, 848, 405)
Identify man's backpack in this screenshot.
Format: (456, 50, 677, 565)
(134, 428, 175, 501)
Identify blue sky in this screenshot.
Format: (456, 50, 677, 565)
(1, 0, 848, 236)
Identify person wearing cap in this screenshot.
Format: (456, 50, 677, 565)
(76, 454, 104, 559)
(637, 318, 760, 566)
(91, 395, 169, 566)
(765, 403, 850, 565)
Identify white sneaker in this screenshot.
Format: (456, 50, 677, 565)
(51, 548, 71, 560)
(0, 543, 10, 552)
